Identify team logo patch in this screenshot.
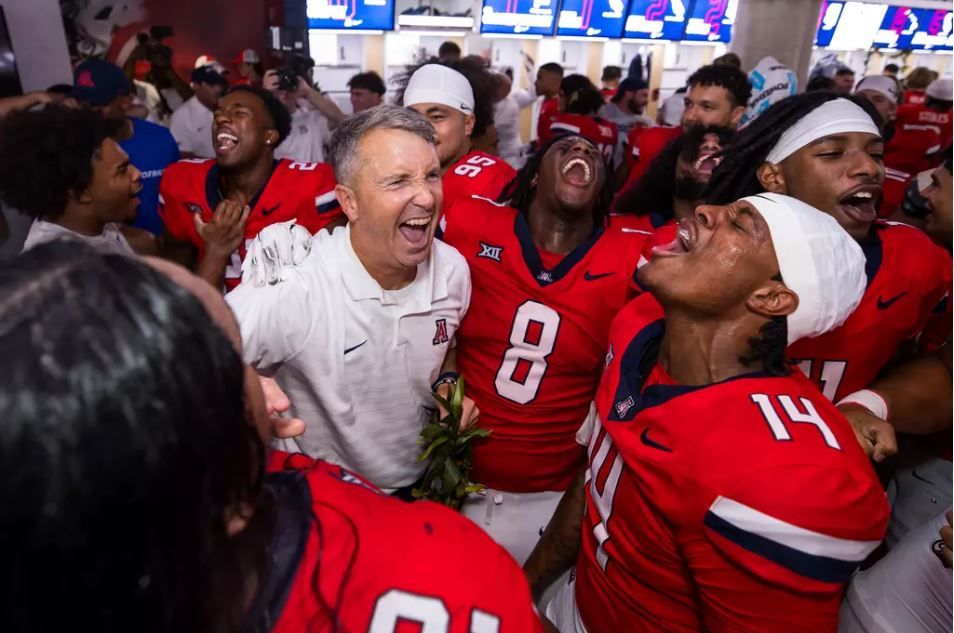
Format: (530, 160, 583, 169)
(477, 242, 504, 262)
(615, 396, 635, 419)
(186, 203, 203, 214)
(537, 271, 554, 284)
(432, 318, 449, 345)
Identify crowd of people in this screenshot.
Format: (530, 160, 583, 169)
(0, 34, 951, 633)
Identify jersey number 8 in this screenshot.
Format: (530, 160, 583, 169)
(369, 589, 501, 632)
(494, 301, 562, 404)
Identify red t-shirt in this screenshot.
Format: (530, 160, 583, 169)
(575, 294, 888, 632)
(261, 452, 545, 632)
(158, 158, 342, 290)
(541, 113, 619, 164)
(903, 89, 926, 106)
(442, 195, 647, 492)
(537, 97, 559, 141)
(788, 222, 952, 402)
(441, 150, 516, 213)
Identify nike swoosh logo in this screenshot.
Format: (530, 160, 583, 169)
(261, 204, 281, 216)
(344, 340, 367, 355)
(640, 427, 672, 452)
(877, 291, 908, 310)
(584, 271, 614, 281)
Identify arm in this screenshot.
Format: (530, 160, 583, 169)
(120, 226, 160, 256)
(523, 470, 586, 603)
(299, 79, 346, 128)
(0, 92, 54, 118)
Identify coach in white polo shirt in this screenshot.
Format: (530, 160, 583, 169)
(227, 105, 474, 492)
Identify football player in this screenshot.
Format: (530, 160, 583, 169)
(705, 92, 952, 406)
(443, 133, 646, 563)
(394, 61, 516, 212)
(540, 75, 619, 166)
(622, 64, 751, 187)
(159, 86, 344, 290)
(0, 241, 545, 632)
(528, 193, 887, 631)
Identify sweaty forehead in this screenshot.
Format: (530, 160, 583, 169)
(221, 91, 268, 120)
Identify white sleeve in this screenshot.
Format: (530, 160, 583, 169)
(225, 272, 319, 371)
(512, 86, 539, 110)
(169, 110, 193, 154)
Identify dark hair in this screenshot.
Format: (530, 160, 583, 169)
(704, 91, 882, 205)
(835, 67, 855, 77)
(0, 242, 270, 632)
(46, 83, 73, 95)
(713, 52, 742, 68)
(438, 41, 461, 58)
(884, 63, 899, 73)
(602, 65, 622, 82)
(561, 74, 604, 116)
(500, 133, 614, 225)
(347, 71, 386, 96)
(615, 125, 735, 217)
(739, 276, 790, 376)
(942, 145, 952, 173)
(687, 63, 752, 108)
(393, 57, 497, 140)
(926, 96, 953, 112)
(228, 85, 292, 145)
(539, 62, 565, 77)
(0, 106, 123, 221)
(805, 75, 837, 92)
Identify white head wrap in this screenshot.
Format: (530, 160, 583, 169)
(855, 75, 900, 102)
(765, 98, 880, 164)
(740, 56, 798, 128)
(404, 64, 475, 115)
(741, 193, 866, 345)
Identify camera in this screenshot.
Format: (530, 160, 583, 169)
(276, 55, 315, 92)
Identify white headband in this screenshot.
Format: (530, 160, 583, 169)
(765, 98, 880, 164)
(404, 64, 475, 115)
(855, 75, 900, 102)
(742, 193, 866, 345)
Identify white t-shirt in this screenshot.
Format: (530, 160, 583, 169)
(226, 225, 472, 490)
(169, 95, 215, 158)
(21, 219, 135, 256)
(275, 106, 330, 164)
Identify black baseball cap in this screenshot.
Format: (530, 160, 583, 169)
(69, 59, 131, 107)
(191, 65, 229, 88)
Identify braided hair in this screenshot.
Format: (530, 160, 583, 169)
(499, 133, 614, 225)
(704, 91, 882, 205)
(560, 74, 605, 116)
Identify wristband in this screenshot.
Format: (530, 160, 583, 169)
(431, 371, 460, 393)
(837, 389, 889, 421)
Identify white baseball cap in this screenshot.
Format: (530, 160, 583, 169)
(404, 64, 474, 115)
(926, 78, 953, 102)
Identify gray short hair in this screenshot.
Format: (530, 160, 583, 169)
(328, 105, 436, 185)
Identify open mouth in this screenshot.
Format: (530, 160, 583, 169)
(215, 130, 240, 154)
(560, 156, 594, 187)
(652, 221, 695, 258)
(838, 186, 881, 224)
(693, 150, 722, 176)
(398, 215, 432, 248)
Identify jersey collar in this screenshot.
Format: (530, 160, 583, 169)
(860, 224, 884, 291)
(204, 160, 281, 212)
(514, 212, 605, 288)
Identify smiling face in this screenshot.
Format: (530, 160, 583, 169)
(534, 135, 605, 216)
(674, 132, 725, 199)
(759, 131, 885, 241)
(922, 164, 953, 242)
(337, 127, 443, 275)
(407, 102, 473, 168)
(638, 200, 791, 318)
(682, 84, 744, 129)
(212, 91, 279, 170)
(350, 88, 382, 113)
(86, 137, 142, 223)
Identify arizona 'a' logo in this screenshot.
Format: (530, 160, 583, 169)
(433, 318, 449, 345)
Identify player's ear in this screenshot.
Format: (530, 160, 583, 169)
(68, 185, 93, 206)
(463, 113, 475, 138)
(746, 278, 798, 319)
(757, 161, 786, 194)
(336, 184, 359, 223)
(729, 105, 746, 128)
(264, 129, 279, 146)
(224, 501, 253, 537)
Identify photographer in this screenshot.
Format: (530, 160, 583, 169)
(122, 26, 192, 116)
(264, 56, 344, 164)
(170, 64, 228, 159)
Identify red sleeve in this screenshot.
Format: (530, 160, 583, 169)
(158, 164, 197, 244)
(902, 230, 952, 343)
(695, 464, 888, 632)
(294, 163, 343, 234)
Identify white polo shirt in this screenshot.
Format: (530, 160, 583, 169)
(275, 105, 331, 164)
(169, 95, 215, 158)
(226, 225, 471, 490)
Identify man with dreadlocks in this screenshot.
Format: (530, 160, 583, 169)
(441, 133, 646, 564)
(526, 193, 887, 632)
(395, 60, 515, 213)
(704, 92, 951, 432)
(540, 75, 619, 166)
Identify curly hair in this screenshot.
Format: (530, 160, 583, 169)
(703, 91, 882, 205)
(560, 74, 604, 116)
(0, 106, 123, 221)
(392, 56, 497, 139)
(499, 132, 614, 225)
(228, 85, 293, 146)
(687, 63, 752, 108)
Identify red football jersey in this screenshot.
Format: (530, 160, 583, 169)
(159, 158, 342, 290)
(885, 119, 942, 175)
(624, 125, 681, 179)
(903, 89, 926, 106)
(897, 103, 952, 147)
(260, 452, 544, 633)
(442, 196, 647, 492)
(879, 167, 911, 218)
(442, 150, 516, 213)
(541, 113, 619, 164)
(788, 222, 952, 402)
(575, 294, 889, 633)
(537, 97, 559, 141)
